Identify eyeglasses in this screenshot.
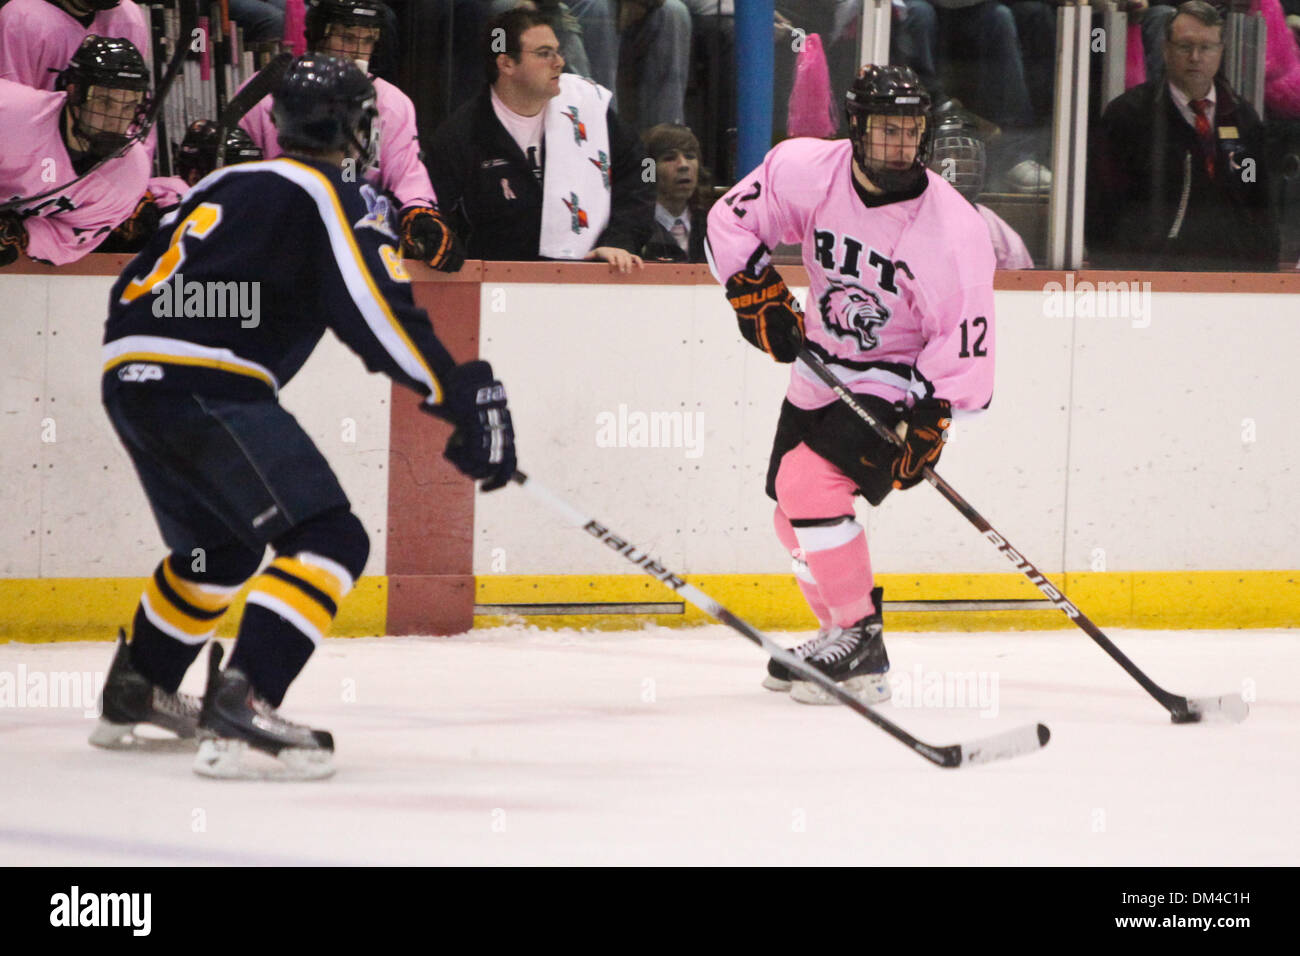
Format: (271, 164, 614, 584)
(523, 46, 561, 62)
(1167, 41, 1223, 57)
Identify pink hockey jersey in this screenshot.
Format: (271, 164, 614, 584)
(977, 203, 1033, 270)
(0, 0, 151, 90)
(0, 80, 150, 265)
(707, 137, 996, 413)
(146, 175, 190, 210)
(239, 74, 436, 210)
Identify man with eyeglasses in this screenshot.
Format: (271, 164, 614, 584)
(426, 6, 653, 270)
(1086, 0, 1277, 270)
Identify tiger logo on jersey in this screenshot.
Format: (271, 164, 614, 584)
(819, 279, 891, 351)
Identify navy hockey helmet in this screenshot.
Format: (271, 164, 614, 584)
(845, 64, 932, 194)
(176, 121, 264, 185)
(305, 0, 386, 63)
(928, 107, 985, 204)
(56, 35, 151, 158)
(271, 54, 379, 170)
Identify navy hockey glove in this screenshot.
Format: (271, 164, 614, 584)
(401, 206, 466, 273)
(430, 361, 516, 492)
(0, 213, 29, 268)
(725, 265, 804, 362)
(891, 398, 952, 490)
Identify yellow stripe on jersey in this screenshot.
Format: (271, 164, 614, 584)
(247, 572, 335, 639)
(270, 556, 346, 607)
(282, 159, 445, 404)
(160, 560, 238, 615)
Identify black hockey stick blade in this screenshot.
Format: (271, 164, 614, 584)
(511, 470, 1050, 769)
(796, 347, 1250, 726)
(214, 51, 293, 168)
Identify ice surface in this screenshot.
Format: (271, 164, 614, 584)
(0, 628, 1295, 865)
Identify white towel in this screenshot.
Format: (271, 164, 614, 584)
(538, 74, 614, 259)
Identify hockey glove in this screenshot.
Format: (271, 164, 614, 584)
(401, 206, 466, 273)
(891, 398, 952, 490)
(725, 264, 804, 363)
(0, 213, 29, 268)
(429, 360, 516, 492)
(104, 192, 163, 251)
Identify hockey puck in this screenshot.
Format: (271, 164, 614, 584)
(1036, 724, 1051, 746)
(1170, 711, 1202, 724)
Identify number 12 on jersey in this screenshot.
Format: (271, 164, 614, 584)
(958, 317, 988, 358)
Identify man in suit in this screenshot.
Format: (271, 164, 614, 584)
(642, 123, 710, 262)
(1086, 1, 1277, 270)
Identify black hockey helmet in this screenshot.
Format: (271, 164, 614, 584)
(845, 64, 932, 194)
(176, 121, 264, 184)
(271, 54, 379, 169)
(305, 0, 387, 51)
(56, 35, 151, 157)
(928, 107, 985, 204)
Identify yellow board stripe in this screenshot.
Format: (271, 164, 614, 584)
(160, 561, 237, 614)
(248, 573, 334, 637)
(271, 556, 344, 607)
(143, 576, 215, 637)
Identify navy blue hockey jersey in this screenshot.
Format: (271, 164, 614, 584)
(103, 157, 455, 404)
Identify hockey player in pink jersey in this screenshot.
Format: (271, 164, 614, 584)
(0, 0, 150, 90)
(706, 65, 996, 705)
(0, 35, 152, 268)
(238, 0, 465, 271)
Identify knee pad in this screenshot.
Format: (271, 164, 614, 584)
(273, 507, 370, 585)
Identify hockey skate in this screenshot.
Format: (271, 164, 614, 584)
(790, 600, 891, 706)
(193, 642, 335, 781)
(88, 629, 201, 751)
(762, 626, 841, 691)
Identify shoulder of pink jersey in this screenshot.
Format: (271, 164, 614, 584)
(756, 137, 851, 199)
(374, 76, 416, 116)
(0, 79, 63, 117)
(920, 170, 995, 269)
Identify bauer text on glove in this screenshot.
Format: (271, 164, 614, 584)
(427, 360, 516, 491)
(725, 264, 804, 362)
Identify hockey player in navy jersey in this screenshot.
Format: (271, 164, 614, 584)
(92, 54, 516, 780)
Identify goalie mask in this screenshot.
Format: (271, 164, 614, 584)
(845, 64, 932, 195)
(272, 54, 380, 171)
(928, 107, 985, 204)
(56, 35, 150, 158)
(305, 0, 386, 72)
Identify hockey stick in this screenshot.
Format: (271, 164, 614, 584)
(796, 346, 1249, 725)
(213, 51, 293, 169)
(0, 0, 198, 214)
(510, 471, 1050, 769)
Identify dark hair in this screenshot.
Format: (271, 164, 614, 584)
(1166, 1, 1224, 41)
(641, 123, 715, 211)
(483, 6, 553, 84)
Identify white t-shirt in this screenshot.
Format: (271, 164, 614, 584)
(491, 87, 546, 181)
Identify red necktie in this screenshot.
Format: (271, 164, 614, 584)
(1191, 98, 1215, 178)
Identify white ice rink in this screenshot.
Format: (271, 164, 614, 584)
(1, 627, 1296, 866)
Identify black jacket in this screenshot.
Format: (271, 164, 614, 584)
(426, 86, 653, 261)
(643, 205, 710, 263)
(1086, 78, 1278, 271)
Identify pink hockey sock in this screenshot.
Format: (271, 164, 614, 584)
(774, 506, 832, 628)
(774, 443, 877, 628)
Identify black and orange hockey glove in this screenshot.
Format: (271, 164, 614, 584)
(0, 213, 29, 268)
(891, 398, 952, 489)
(725, 264, 804, 363)
(401, 205, 466, 273)
(104, 192, 163, 251)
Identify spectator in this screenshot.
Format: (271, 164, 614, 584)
(228, 0, 289, 44)
(1086, 1, 1278, 270)
(641, 122, 711, 261)
(929, 106, 1034, 267)
(0, 37, 152, 268)
(427, 6, 653, 268)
